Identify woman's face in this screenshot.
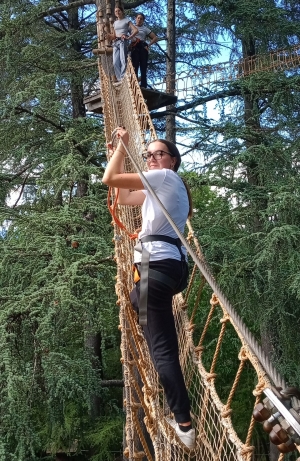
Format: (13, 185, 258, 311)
(115, 8, 124, 19)
(146, 141, 177, 170)
(136, 15, 144, 26)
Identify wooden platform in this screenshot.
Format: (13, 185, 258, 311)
(83, 91, 103, 114)
(83, 88, 177, 114)
(140, 87, 177, 111)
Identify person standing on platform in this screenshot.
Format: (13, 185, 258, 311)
(106, 6, 138, 83)
(130, 13, 158, 88)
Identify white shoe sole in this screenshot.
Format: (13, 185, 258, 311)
(165, 417, 195, 449)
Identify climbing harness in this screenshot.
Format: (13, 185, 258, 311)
(130, 37, 141, 47)
(107, 186, 138, 240)
(106, 128, 139, 240)
(129, 38, 148, 51)
(134, 235, 188, 325)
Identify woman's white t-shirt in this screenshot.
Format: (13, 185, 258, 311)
(135, 25, 151, 41)
(114, 18, 131, 36)
(134, 169, 189, 263)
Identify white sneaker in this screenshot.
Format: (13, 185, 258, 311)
(166, 416, 176, 428)
(166, 417, 195, 449)
(175, 425, 195, 449)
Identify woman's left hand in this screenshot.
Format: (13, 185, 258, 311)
(116, 126, 129, 146)
(106, 142, 114, 159)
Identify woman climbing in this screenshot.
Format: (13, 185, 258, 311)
(106, 6, 138, 83)
(130, 13, 158, 88)
(102, 127, 195, 450)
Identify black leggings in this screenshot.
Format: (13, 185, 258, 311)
(131, 42, 149, 88)
(130, 258, 191, 423)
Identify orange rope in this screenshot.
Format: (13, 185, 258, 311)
(107, 187, 138, 240)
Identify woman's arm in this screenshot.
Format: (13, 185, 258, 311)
(102, 128, 145, 205)
(147, 31, 159, 48)
(105, 27, 116, 41)
(118, 188, 145, 205)
(127, 21, 138, 40)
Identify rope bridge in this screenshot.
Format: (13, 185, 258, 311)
(150, 44, 300, 100)
(93, 3, 300, 460)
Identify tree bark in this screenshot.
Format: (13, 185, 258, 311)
(165, 0, 176, 143)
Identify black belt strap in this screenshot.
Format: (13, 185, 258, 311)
(134, 235, 184, 326)
(148, 268, 178, 290)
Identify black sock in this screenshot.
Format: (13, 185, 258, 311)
(178, 424, 192, 433)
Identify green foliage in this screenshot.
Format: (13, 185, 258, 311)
(182, 0, 300, 391)
(0, 185, 121, 459)
(1, 0, 300, 459)
(85, 416, 124, 461)
(0, 0, 124, 459)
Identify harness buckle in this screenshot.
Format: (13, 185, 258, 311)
(133, 265, 140, 283)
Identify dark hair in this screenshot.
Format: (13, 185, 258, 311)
(150, 138, 181, 171)
(136, 12, 145, 20)
(115, 5, 125, 13)
(148, 139, 193, 217)
(180, 177, 193, 218)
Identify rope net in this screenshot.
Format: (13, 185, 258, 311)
(94, 4, 299, 460)
(97, 58, 278, 461)
(150, 44, 300, 100)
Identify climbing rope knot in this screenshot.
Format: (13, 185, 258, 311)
(131, 402, 142, 412)
(145, 416, 157, 436)
(144, 415, 153, 428)
(238, 347, 249, 362)
(195, 345, 204, 355)
(253, 380, 267, 397)
(211, 293, 219, 305)
(241, 445, 255, 455)
(220, 315, 230, 324)
(143, 385, 157, 401)
(221, 407, 232, 418)
(136, 331, 145, 342)
(206, 372, 217, 381)
(187, 231, 194, 241)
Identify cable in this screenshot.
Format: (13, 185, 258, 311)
(116, 136, 287, 389)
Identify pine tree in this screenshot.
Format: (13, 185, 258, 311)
(0, 0, 124, 458)
(184, 0, 300, 389)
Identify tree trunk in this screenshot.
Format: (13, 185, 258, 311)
(166, 0, 176, 143)
(68, 0, 101, 418)
(242, 37, 279, 461)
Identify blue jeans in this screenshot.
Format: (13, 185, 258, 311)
(130, 259, 191, 423)
(113, 39, 128, 81)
